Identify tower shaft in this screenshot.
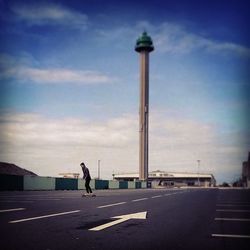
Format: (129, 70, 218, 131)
(139, 51, 149, 180)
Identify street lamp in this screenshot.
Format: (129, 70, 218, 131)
(98, 160, 100, 180)
(197, 160, 200, 187)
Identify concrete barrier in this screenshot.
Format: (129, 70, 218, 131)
(119, 181, 128, 189)
(108, 180, 120, 189)
(128, 181, 136, 189)
(78, 179, 95, 190)
(0, 174, 23, 191)
(141, 181, 147, 188)
(55, 178, 78, 190)
(0, 174, 150, 191)
(109, 180, 147, 189)
(78, 179, 85, 190)
(95, 180, 109, 189)
(24, 176, 55, 190)
(135, 182, 141, 189)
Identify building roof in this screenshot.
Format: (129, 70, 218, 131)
(58, 173, 80, 178)
(114, 170, 214, 179)
(0, 162, 37, 176)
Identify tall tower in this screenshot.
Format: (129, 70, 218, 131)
(135, 32, 154, 181)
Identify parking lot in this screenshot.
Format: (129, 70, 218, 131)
(0, 188, 249, 250)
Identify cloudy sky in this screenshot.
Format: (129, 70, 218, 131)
(0, 0, 249, 183)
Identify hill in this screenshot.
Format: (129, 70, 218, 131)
(0, 162, 37, 176)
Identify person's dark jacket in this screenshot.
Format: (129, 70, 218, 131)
(82, 167, 91, 180)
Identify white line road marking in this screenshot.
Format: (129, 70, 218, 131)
(89, 211, 147, 231)
(132, 198, 148, 202)
(0, 201, 34, 203)
(97, 202, 127, 209)
(212, 234, 250, 239)
(23, 199, 61, 201)
(2, 199, 62, 201)
(9, 210, 81, 224)
(216, 209, 250, 213)
(0, 194, 79, 198)
(151, 195, 162, 199)
(217, 204, 250, 207)
(215, 218, 250, 222)
(168, 192, 184, 195)
(98, 191, 187, 206)
(0, 208, 26, 213)
(218, 202, 250, 205)
(54, 197, 82, 199)
(97, 191, 188, 207)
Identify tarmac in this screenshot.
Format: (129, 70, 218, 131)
(0, 188, 249, 250)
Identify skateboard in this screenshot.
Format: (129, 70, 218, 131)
(82, 193, 96, 197)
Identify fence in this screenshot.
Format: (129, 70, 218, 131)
(0, 175, 148, 191)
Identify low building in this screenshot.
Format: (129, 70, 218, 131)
(113, 170, 216, 187)
(58, 173, 80, 179)
(242, 152, 250, 188)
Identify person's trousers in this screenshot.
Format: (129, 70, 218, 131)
(85, 178, 92, 193)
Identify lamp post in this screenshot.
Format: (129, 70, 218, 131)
(197, 160, 200, 187)
(98, 160, 100, 180)
(135, 31, 154, 181)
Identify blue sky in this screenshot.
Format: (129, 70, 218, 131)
(0, 0, 249, 183)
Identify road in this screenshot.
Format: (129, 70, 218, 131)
(0, 188, 249, 250)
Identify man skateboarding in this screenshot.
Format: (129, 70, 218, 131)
(80, 162, 95, 196)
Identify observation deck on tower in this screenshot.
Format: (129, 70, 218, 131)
(135, 31, 154, 52)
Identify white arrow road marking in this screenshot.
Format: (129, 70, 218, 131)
(89, 211, 147, 231)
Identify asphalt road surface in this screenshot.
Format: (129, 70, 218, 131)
(0, 188, 249, 250)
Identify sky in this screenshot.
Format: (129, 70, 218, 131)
(0, 0, 249, 184)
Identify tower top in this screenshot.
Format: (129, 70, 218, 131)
(135, 31, 154, 53)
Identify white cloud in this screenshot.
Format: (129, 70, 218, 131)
(0, 113, 136, 148)
(0, 113, 138, 178)
(16, 67, 116, 85)
(0, 112, 248, 183)
(154, 22, 250, 56)
(204, 41, 250, 56)
(99, 21, 250, 57)
(10, 2, 88, 29)
(0, 54, 117, 85)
